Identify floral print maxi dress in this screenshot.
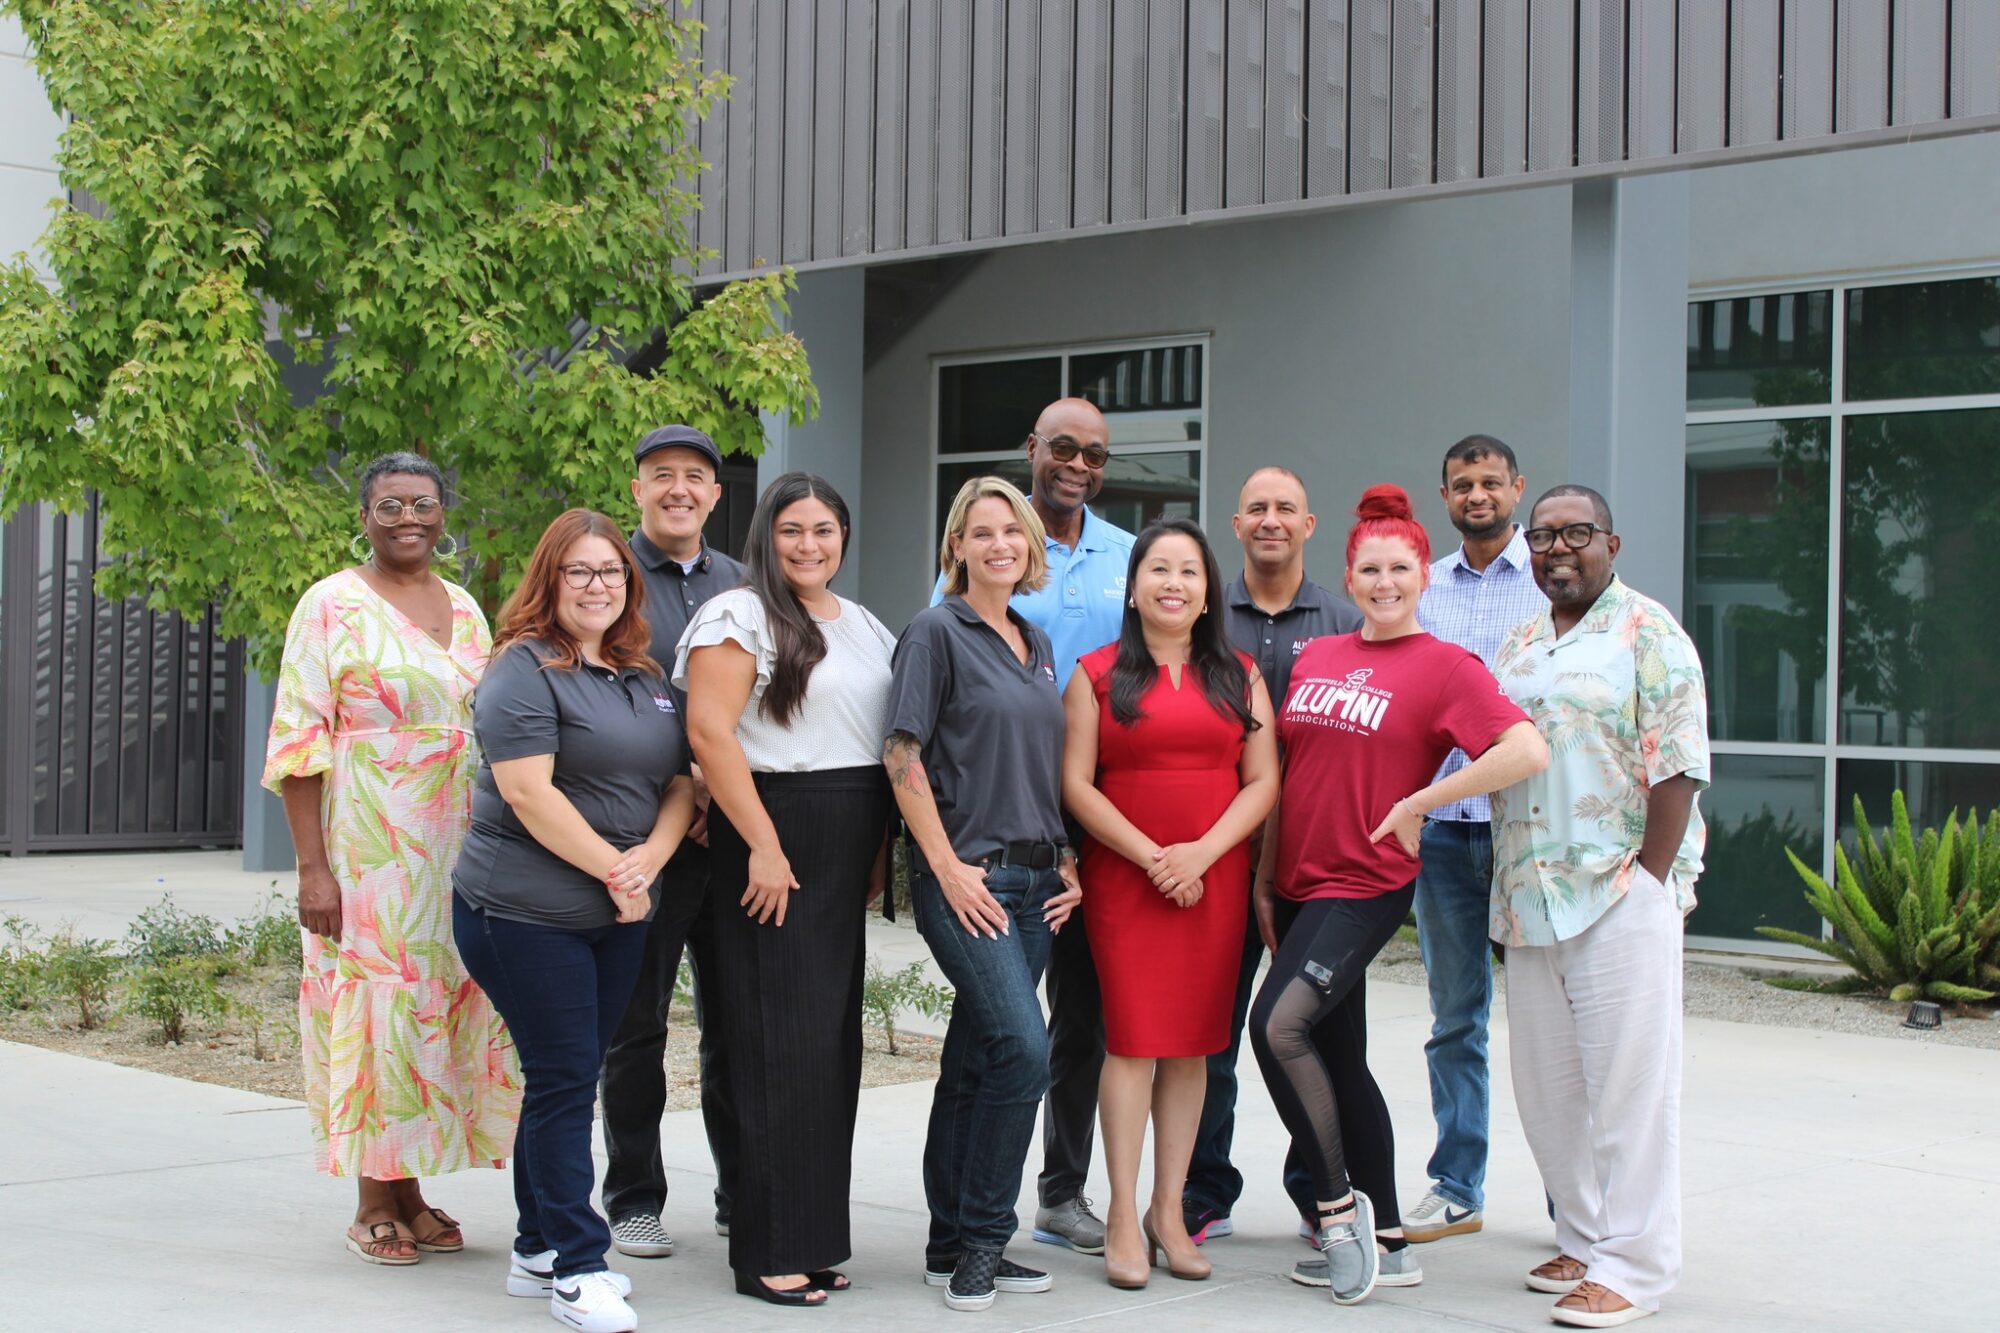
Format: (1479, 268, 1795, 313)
(262, 568, 521, 1179)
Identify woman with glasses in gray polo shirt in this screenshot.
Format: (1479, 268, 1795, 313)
(884, 476, 1083, 1313)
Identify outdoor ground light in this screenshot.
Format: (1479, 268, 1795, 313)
(1904, 1000, 1943, 1030)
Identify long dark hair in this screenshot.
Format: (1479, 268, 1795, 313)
(743, 471, 850, 726)
(1107, 517, 1257, 738)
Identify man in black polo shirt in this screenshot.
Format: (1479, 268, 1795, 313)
(1183, 465, 1362, 1245)
(599, 424, 747, 1258)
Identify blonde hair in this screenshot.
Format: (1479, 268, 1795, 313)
(938, 476, 1049, 596)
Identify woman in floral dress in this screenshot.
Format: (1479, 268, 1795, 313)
(264, 452, 521, 1265)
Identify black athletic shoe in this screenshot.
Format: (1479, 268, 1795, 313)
(945, 1250, 999, 1312)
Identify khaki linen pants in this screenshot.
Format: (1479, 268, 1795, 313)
(1505, 865, 1684, 1310)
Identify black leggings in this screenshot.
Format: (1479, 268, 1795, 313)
(1248, 887, 1413, 1239)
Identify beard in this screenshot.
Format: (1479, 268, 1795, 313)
(1452, 508, 1511, 539)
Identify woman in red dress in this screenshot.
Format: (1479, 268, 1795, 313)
(1061, 517, 1279, 1290)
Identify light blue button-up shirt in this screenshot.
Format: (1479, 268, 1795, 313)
(1415, 525, 1548, 822)
(932, 504, 1136, 692)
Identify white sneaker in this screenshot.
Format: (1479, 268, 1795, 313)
(508, 1250, 633, 1299)
(610, 1212, 675, 1258)
(550, 1270, 639, 1332)
(1402, 1187, 1482, 1241)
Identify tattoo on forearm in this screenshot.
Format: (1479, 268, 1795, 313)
(884, 733, 928, 796)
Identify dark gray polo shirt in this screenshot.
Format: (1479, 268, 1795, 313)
(1223, 573, 1363, 712)
(454, 639, 690, 929)
(630, 529, 746, 703)
(885, 596, 1067, 872)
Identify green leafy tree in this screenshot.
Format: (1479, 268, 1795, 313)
(0, 0, 814, 672)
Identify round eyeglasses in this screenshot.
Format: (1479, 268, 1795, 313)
(560, 563, 631, 590)
(371, 496, 443, 525)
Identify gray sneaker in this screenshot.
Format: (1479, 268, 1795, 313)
(1293, 1243, 1422, 1289)
(1313, 1191, 1380, 1305)
(1031, 1196, 1107, 1255)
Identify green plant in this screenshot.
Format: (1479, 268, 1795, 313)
(126, 894, 227, 968)
(125, 956, 233, 1044)
(861, 956, 954, 1056)
(0, 914, 45, 1011)
(40, 929, 118, 1029)
(225, 889, 303, 970)
(1758, 792, 2000, 1003)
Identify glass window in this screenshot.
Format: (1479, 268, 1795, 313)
(1838, 408, 2000, 750)
(938, 358, 1062, 454)
(1685, 290, 1832, 411)
(937, 450, 1203, 538)
(1845, 277, 2000, 401)
(1069, 345, 1205, 445)
(1836, 758, 2000, 852)
(1686, 754, 1826, 942)
(1684, 420, 1829, 743)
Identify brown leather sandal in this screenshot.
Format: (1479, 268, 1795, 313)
(345, 1220, 420, 1266)
(401, 1206, 465, 1253)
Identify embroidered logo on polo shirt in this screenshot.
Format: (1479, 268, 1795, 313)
(1042, 664, 1056, 682)
(652, 693, 675, 713)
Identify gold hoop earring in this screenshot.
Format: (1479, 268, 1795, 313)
(350, 533, 370, 562)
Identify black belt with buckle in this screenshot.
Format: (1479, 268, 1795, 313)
(993, 839, 1067, 869)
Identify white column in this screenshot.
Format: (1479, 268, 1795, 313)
(1568, 175, 1691, 616)
(758, 267, 867, 596)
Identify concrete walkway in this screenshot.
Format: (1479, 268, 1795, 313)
(1, 852, 1991, 1331)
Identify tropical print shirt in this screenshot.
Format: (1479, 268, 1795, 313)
(1489, 576, 1710, 947)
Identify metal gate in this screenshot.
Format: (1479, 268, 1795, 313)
(0, 497, 244, 854)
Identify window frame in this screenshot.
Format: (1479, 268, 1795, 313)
(929, 333, 1213, 541)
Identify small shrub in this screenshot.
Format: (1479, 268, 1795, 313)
(225, 889, 303, 970)
(42, 930, 119, 1029)
(671, 952, 695, 1008)
(126, 956, 233, 1044)
(861, 955, 954, 1056)
(1758, 792, 2000, 1003)
(0, 915, 45, 1011)
(126, 895, 228, 969)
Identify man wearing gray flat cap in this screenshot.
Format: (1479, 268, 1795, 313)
(599, 424, 747, 1259)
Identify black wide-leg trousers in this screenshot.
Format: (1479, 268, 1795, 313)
(705, 765, 891, 1277)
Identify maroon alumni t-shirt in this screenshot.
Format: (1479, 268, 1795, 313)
(1276, 631, 1526, 901)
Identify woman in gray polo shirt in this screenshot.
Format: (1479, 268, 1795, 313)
(679, 472, 897, 1309)
(884, 477, 1082, 1312)
(452, 509, 697, 1333)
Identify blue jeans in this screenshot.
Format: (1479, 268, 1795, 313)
(453, 894, 650, 1277)
(913, 862, 1058, 1259)
(1185, 900, 1313, 1218)
(1412, 819, 1496, 1211)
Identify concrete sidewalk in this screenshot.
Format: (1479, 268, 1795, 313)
(1, 852, 1992, 1330)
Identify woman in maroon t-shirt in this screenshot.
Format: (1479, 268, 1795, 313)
(1247, 485, 1547, 1306)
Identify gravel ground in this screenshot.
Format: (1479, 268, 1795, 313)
(1368, 933, 2000, 1051)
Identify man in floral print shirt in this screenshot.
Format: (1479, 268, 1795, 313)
(1489, 484, 1708, 1330)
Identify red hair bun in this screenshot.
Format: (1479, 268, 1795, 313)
(1354, 483, 1416, 522)
(1345, 483, 1431, 567)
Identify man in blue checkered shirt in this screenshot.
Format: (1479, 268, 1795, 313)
(1404, 434, 1549, 1244)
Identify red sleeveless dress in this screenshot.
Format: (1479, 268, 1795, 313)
(1078, 644, 1252, 1057)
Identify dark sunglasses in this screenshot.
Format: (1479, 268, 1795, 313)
(1031, 432, 1111, 469)
(1524, 522, 1610, 553)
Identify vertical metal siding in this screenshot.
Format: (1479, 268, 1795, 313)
(752, 0, 786, 266)
(1729, 0, 1782, 148)
(1574, 0, 1624, 166)
(1434, 0, 1480, 180)
(1304, 0, 1351, 196)
(1525, 0, 1574, 172)
(1074, 0, 1113, 227)
(1264, 0, 1307, 203)
(1893, 0, 1950, 125)
(935, 0, 974, 243)
(873, 0, 910, 252)
(1836, 0, 1892, 134)
(1627, 0, 1677, 158)
(1109, 0, 1150, 224)
(1145, 0, 1188, 218)
(1389, 0, 1434, 189)
(724, 0, 757, 269)
(968, 0, 1006, 239)
(841, 1, 876, 255)
(905, 0, 941, 249)
(1225, 0, 1267, 207)
(1036, 0, 1076, 230)
(1676, 0, 1729, 154)
(781, 0, 817, 262)
(696, 1, 728, 275)
(1481, 0, 1528, 176)
(1952, 0, 2000, 116)
(1352, 0, 1390, 193)
(1186, 0, 1226, 212)
(1783, 0, 1835, 137)
(811, 0, 847, 260)
(1004, 0, 1041, 233)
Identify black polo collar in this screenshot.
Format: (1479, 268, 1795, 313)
(1225, 572, 1325, 617)
(630, 527, 711, 575)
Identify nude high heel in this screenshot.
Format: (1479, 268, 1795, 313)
(1104, 1249, 1150, 1290)
(1142, 1211, 1212, 1281)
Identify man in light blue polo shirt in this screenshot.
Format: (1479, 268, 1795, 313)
(931, 396, 1134, 1254)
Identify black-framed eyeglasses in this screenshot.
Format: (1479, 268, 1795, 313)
(371, 496, 443, 524)
(1524, 522, 1610, 553)
(560, 563, 631, 589)
(1031, 432, 1111, 468)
